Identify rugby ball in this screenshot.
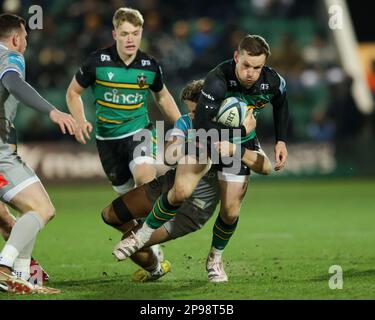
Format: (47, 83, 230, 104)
(215, 97, 248, 127)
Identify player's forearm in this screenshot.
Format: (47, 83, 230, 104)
(1, 72, 55, 114)
(240, 148, 272, 175)
(66, 89, 87, 125)
(156, 92, 181, 123)
(272, 93, 289, 142)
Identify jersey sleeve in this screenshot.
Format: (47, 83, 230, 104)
(271, 72, 289, 142)
(169, 116, 190, 139)
(149, 64, 164, 93)
(0, 51, 25, 80)
(75, 54, 96, 88)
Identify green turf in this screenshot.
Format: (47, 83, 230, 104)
(1, 178, 375, 300)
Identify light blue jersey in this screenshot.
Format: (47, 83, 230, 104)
(0, 43, 25, 144)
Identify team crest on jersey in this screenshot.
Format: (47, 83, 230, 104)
(229, 80, 237, 87)
(137, 73, 147, 88)
(107, 72, 114, 80)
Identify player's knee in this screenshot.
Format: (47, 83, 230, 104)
(133, 164, 156, 186)
(38, 203, 56, 223)
(172, 184, 193, 204)
(101, 204, 116, 226)
(220, 205, 240, 224)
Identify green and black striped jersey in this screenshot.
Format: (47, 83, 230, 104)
(75, 45, 164, 140)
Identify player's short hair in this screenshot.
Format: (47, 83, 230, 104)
(112, 7, 144, 29)
(0, 13, 25, 40)
(180, 79, 204, 103)
(238, 34, 271, 58)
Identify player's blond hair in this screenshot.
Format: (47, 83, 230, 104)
(112, 7, 144, 29)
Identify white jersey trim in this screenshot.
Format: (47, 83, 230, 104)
(2, 176, 40, 202)
(95, 128, 143, 141)
(0, 68, 22, 81)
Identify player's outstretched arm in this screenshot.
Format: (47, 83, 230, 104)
(152, 85, 181, 123)
(1, 71, 76, 135)
(66, 77, 93, 144)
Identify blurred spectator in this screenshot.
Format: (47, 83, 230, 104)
(307, 110, 336, 141)
(189, 17, 217, 56)
(327, 75, 365, 138)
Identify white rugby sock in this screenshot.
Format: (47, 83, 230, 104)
(13, 236, 37, 280)
(210, 246, 224, 257)
(137, 223, 154, 243)
(0, 212, 44, 268)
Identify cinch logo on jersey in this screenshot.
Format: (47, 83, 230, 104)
(104, 89, 144, 105)
(201, 90, 215, 101)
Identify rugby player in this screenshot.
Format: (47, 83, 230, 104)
(0, 13, 76, 294)
(113, 35, 289, 282)
(0, 127, 49, 283)
(104, 80, 271, 282)
(66, 7, 180, 195)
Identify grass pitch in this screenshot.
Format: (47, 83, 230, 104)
(1, 178, 375, 300)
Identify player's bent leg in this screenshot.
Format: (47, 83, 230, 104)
(130, 158, 157, 186)
(113, 159, 210, 261)
(10, 181, 55, 223)
(0, 181, 57, 293)
(168, 157, 210, 206)
(102, 184, 154, 231)
(205, 178, 248, 283)
(0, 202, 16, 241)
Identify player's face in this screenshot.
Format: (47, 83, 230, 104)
(184, 100, 197, 119)
(234, 50, 266, 88)
(113, 22, 142, 57)
(14, 24, 27, 54)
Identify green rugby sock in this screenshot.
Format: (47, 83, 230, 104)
(211, 215, 238, 250)
(145, 193, 179, 229)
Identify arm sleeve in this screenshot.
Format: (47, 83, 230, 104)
(193, 70, 247, 138)
(271, 73, 289, 142)
(149, 65, 164, 93)
(169, 117, 189, 139)
(1, 71, 55, 114)
(75, 55, 96, 88)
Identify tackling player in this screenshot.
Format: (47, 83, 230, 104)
(113, 35, 289, 283)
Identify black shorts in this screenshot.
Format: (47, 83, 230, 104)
(96, 126, 156, 186)
(216, 136, 261, 178)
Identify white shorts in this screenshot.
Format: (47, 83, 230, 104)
(0, 144, 40, 202)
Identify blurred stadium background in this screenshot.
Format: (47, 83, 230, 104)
(1, 0, 375, 299)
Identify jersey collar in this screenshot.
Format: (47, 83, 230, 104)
(0, 42, 9, 50)
(110, 44, 142, 68)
